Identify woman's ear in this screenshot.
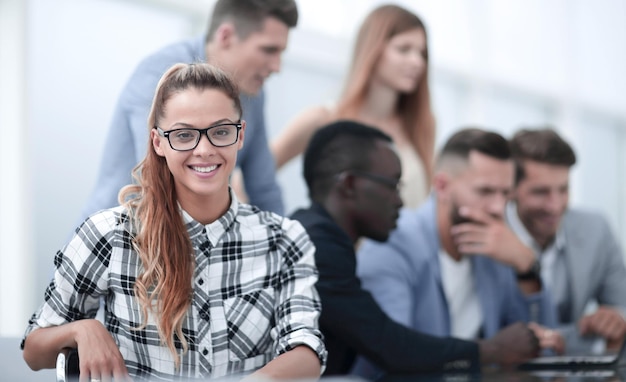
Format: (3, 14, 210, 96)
(152, 128, 166, 157)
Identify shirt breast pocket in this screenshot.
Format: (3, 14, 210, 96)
(223, 287, 276, 361)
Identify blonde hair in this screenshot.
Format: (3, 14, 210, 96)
(336, 4, 436, 184)
(119, 62, 242, 367)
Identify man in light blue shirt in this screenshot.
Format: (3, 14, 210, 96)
(81, 0, 294, 219)
(353, 128, 558, 378)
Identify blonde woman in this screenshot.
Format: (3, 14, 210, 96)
(22, 63, 326, 381)
(272, 4, 436, 208)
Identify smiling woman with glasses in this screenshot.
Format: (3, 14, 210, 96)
(155, 121, 242, 150)
(22, 63, 326, 381)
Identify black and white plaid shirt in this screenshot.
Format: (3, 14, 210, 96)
(24, 195, 327, 380)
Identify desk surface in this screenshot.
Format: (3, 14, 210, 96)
(377, 366, 626, 382)
(3, 335, 624, 382)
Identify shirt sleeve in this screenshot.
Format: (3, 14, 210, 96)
(512, 272, 559, 328)
(22, 211, 116, 345)
(357, 238, 420, 329)
(238, 92, 284, 215)
(78, 59, 160, 222)
(272, 218, 327, 372)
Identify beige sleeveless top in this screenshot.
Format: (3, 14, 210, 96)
(396, 144, 429, 209)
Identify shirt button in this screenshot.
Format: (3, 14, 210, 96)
(198, 278, 204, 285)
(200, 311, 209, 320)
(202, 348, 208, 356)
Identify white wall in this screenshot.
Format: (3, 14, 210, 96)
(1, 0, 625, 336)
(0, 0, 204, 336)
(0, 0, 30, 336)
(26, 0, 198, 315)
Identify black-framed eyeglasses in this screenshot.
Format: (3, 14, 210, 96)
(351, 170, 403, 193)
(155, 122, 242, 151)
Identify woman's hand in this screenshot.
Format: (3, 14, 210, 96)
(74, 319, 131, 381)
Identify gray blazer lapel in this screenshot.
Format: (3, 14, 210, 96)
(563, 213, 592, 321)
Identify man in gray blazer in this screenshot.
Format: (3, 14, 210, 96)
(507, 128, 626, 352)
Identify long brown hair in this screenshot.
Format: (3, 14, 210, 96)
(336, 4, 435, 183)
(119, 62, 242, 367)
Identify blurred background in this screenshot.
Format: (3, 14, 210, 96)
(1, 0, 625, 337)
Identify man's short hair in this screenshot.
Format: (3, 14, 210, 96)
(205, 0, 298, 42)
(303, 120, 393, 201)
(510, 127, 577, 184)
(435, 128, 511, 174)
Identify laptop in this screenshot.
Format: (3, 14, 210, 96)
(518, 337, 626, 371)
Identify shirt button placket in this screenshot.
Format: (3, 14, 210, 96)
(194, 253, 213, 375)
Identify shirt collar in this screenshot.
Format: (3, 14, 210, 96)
(506, 201, 565, 254)
(181, 188, 240, 247)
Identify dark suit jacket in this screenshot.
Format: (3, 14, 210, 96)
(291, 203, 480, 376)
